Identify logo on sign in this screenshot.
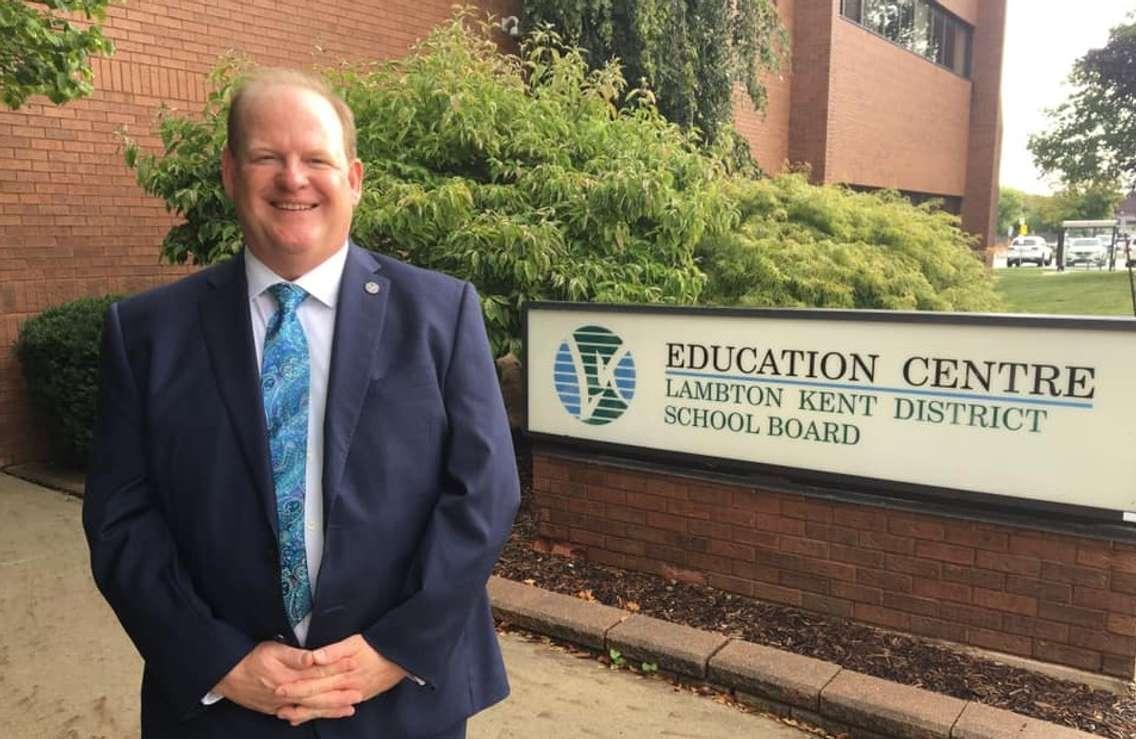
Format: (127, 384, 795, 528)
(554, 325, 636, 425)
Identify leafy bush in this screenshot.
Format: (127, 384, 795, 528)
(697, 175, 1002, 312)
(125, 10, 999, 358)
(16, 295, 119, 468)
(125, 15, 729, 357)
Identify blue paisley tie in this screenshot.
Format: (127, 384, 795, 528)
(262, 282, 313, 627)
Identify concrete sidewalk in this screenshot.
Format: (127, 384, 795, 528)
(0, 473, 810, 738)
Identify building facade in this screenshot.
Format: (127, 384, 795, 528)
(735, 0, 1004, 248)
(0, 0, 1004, 465)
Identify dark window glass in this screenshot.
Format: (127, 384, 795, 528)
(931, 8, 946, 65)
(943, 18, 956, 69)
(954, 21, 971, 75)
(842, 0, 863, 23)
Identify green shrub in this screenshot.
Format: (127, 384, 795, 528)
(124, 10, 999, 360)
(16, 295, 119, 469)
(697, 175, 1003, 312)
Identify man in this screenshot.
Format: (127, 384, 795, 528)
(82, 69, 520, 738)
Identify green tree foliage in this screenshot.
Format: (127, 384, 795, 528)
(997, 187, 1026, 239)
(520, 0, 786, 149)
(125, 18, 729, 357)
(0, 0, 115, 109)
(697, 175, 1001, 312)
(124, 57, 247, 267)
(1029, 18, 1136, 190)
(998, 183, 1123, 237)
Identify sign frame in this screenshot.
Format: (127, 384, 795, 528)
(522, 301, 1136, 529)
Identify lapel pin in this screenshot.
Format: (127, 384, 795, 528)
(364, 281, 381, 295)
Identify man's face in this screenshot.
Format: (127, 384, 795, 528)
(221, 85, 363, 278)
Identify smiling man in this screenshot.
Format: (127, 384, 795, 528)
(83, 69, 520, 738)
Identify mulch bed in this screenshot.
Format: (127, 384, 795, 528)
(492, 440, 1136, 738)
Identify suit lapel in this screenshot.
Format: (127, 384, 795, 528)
(199, 252, 279, 535)
(323, 243, 390, 515)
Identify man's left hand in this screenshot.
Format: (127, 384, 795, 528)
(274, 634, 408, 726)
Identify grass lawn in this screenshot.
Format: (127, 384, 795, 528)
(995, 267, 1136, 316)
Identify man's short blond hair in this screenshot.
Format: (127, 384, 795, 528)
(226, 68, 357, 160)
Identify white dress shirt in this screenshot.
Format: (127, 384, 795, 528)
(246, 243, 348, 647)
(205, 244, 425, 704)
(203, 244, 347, 707)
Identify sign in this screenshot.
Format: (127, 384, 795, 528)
(525, 304, 1136, 515)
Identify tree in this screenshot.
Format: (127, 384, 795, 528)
(1038, 182, 1123, 232)
(998, 183, 1124, 238)
(1029, 18, 1136, 190)
(520, 1, 786, 151)
(0, 0, 115, 109)
(997, 187, 1026, 239)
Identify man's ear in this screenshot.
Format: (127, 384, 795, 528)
(348, 158, 364, 205)
(220, 146, 237, 199)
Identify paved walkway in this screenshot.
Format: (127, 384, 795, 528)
(0, 473, 808, 737)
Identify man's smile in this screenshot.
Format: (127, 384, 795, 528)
(272, 201, 318, 211)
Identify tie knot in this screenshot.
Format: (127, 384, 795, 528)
(268, 283, 307, 315)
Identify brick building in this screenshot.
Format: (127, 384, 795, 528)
(733, 0, 1004, 248)
(0, 0, 1004, 465)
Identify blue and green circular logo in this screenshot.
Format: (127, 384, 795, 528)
(554, 325, 636, 425)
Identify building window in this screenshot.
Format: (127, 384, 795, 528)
(840, 0, 972, 77)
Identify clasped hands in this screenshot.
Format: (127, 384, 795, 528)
(213, 634, 408, 726)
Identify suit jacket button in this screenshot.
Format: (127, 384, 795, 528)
(274, 633, 286, 643)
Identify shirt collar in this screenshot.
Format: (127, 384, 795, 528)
(245, 242, 350, 309)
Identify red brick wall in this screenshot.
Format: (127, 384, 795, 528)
(0, 0, 516, 465)
(825, 17, 972, 197)
(734, 0, 795, 175)
(786, 0, 836, 181)
(960, 0, 1005, 248)
(937, 0, 978, 24)
(532, 453, 1136, 679)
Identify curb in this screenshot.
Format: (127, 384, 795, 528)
(3, 463, 85, 496)
(488, 576, 1099, 739)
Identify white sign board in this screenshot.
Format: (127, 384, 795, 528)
(525, 304, 1136, 515)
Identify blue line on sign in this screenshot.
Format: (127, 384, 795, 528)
(662, 370, 1094, 410)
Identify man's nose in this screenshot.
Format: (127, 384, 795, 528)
(275, 159, 307, 190)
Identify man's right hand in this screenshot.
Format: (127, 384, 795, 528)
(213, 641, 360, 717)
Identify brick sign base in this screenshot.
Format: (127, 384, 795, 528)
(531, 451, 1136, 679)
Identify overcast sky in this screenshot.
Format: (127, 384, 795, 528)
(999, 2, 1131, 195)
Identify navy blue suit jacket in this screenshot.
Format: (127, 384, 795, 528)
(83, 244, 520, 738)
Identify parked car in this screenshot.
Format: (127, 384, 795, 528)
(1006, 236, 1052, 267)
(1064, 237, 1107, 268)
